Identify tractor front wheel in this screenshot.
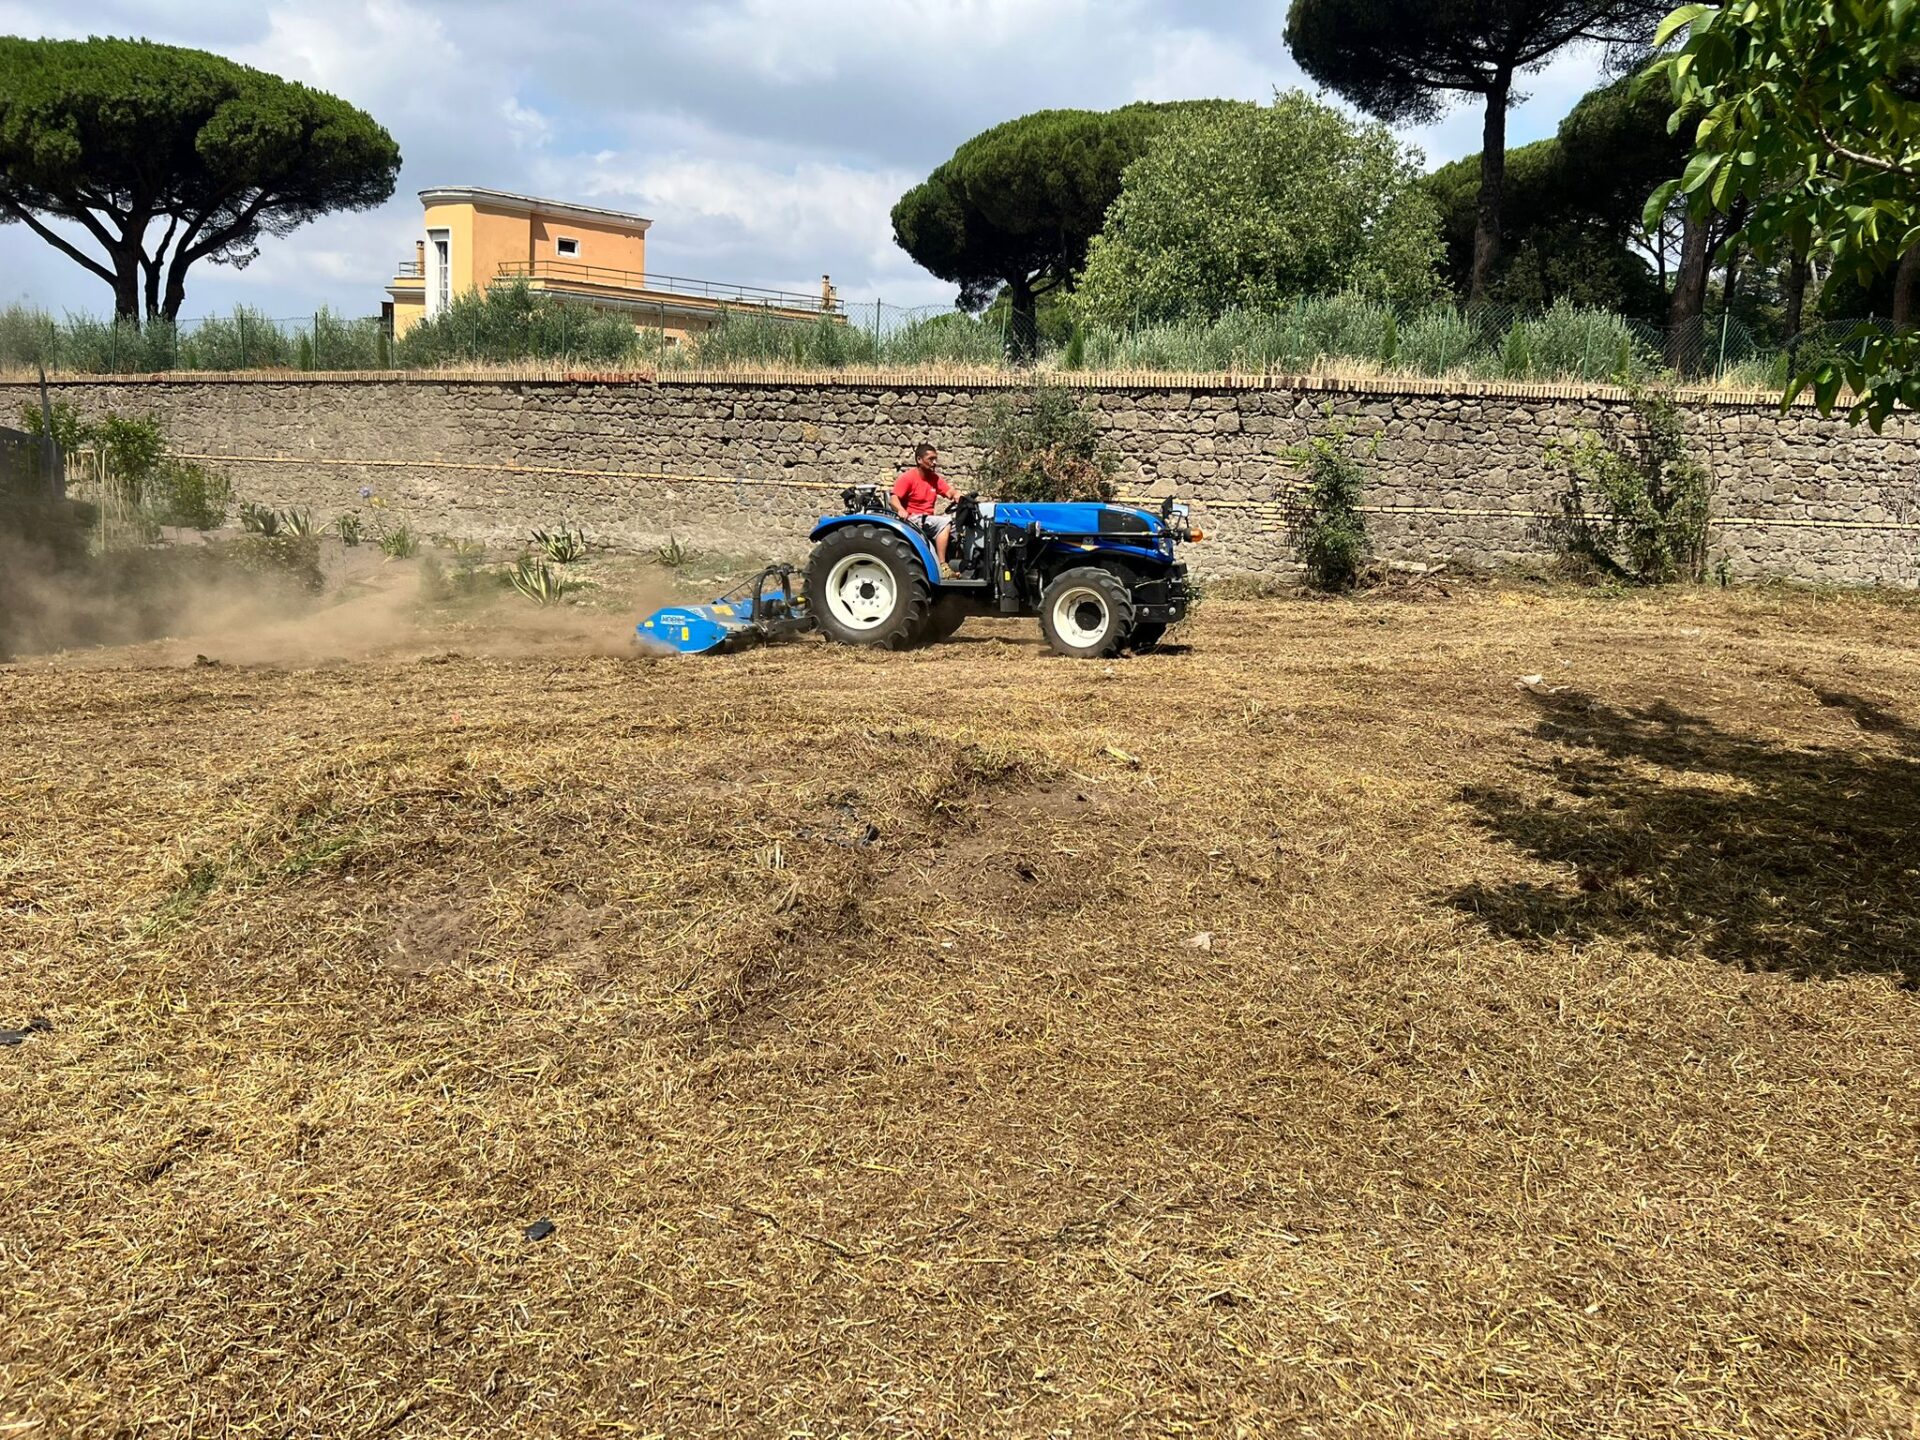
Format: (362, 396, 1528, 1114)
(1039, 567, 1134, 659)
(806, 525, 932, 649)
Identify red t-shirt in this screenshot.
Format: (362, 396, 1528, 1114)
(893, 466, 953, 517)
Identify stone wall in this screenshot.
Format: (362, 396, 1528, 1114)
(4, 372, 1916, 584)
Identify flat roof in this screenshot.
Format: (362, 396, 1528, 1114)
(417, 187, 652, 231)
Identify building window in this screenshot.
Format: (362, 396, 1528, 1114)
(556, 237, 580, 258)
(428, 229, 451, 316)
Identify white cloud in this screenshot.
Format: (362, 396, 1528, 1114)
(1401, 42, 1610, 167)
(682, 0, 1099, 83)
(1129, 28, 1289, 104)
(501, 96, 554, 150)
(233, 0, 460, 116)
(551, 149, 946, 301)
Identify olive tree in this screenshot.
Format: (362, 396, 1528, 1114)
(1074, 92, 1443, 325)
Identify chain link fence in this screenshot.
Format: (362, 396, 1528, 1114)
(0, 295, 1897, 387)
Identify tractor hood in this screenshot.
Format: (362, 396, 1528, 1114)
(985, 502, 1165, 535)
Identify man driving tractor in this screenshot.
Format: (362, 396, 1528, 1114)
(890, 441, 957, 571)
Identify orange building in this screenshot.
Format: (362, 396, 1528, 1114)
(383, 186, 839, 344)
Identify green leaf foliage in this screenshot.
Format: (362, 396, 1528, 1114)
(1648, 0, 1920, 425)
(1546, 383, 1715, 582)
(1073, 92, 1443, 326)
(969, 387, 1120, 503)
(1282, 415, 1376, 592)
(0, 37, 400, 321)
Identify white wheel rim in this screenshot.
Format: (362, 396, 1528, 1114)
(825, 554, 898, 630)
(1051, 586, 1110, 648)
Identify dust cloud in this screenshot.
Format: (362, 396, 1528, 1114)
(1, 537, 668, 670)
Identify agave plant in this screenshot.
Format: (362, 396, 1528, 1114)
(532, 526, 587, 563)
(508, 556, 575, 605)
(239, 501, 283, 537)
(654, 533, 688, 568)
(280, 507, 316, 537)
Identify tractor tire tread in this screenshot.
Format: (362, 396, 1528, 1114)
(1040, 565, 1135, 660)
(806, 523, 932, 650)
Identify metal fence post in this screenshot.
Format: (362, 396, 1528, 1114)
(1717, 313, 1730, 376)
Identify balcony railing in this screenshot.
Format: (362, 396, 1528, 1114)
(494, 260, 838, 312)
(393, 259, 424, 280)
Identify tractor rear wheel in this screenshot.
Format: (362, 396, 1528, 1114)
(1039, 566, 1134, 659)
(806, 525, 932, 649)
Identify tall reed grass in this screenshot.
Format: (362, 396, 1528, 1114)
(0, 291, 1833, 387)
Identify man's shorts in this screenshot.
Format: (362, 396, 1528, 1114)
(910, 513, 951, 537)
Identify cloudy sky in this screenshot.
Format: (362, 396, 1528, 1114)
(0, 0, 1613, 322)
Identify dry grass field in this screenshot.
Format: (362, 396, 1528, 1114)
(2, 583, 1918, 1438)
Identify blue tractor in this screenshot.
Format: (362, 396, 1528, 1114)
(639, 487, 1198, 659)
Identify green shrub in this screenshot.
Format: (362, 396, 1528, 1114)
(1507, 301, 1652, 383)
(396, 281, 645, 368)
(1545, 383, 1715, 583)
(880, 310, 1004, 367)
(1394, 307, 1484, 374)
(1500, 322, 1535, 379)
(18, 398, 88, 453)
(148, 459, 232, 530)
(177, 307, 296, 371)
(688, 309, 879, 370)
(0, 304, 58, 368)
(1298, 292, 1395, 363)
(1061, 324, 1087, 371)
(334, 512, 364, 546)
(376, 519, 419, 558)
(1282, 414, 1374, 591)
(970, 386, 1119, 502)
(73, 413, 170, 510)
(655, 534, 689, 568)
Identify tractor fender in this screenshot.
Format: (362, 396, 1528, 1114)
(807, 513, 939, 580)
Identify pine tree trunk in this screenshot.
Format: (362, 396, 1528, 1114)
(110, 258, 142, 330)
(1005, 275, 1039, 365)
(1468, 76, 1512, 307)
(1665, 214, 1713, 371)
(1892, 245, 1920, 330)
(1783, 248, 1810, 345)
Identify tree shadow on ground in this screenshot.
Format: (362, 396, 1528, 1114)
(1452, 684, 1920, 987)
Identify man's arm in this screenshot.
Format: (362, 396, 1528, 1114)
(890, 474, 913, 519)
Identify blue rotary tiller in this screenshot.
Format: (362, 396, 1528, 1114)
(638, 487, 1201, 659)
(637, 565, 813, 656)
